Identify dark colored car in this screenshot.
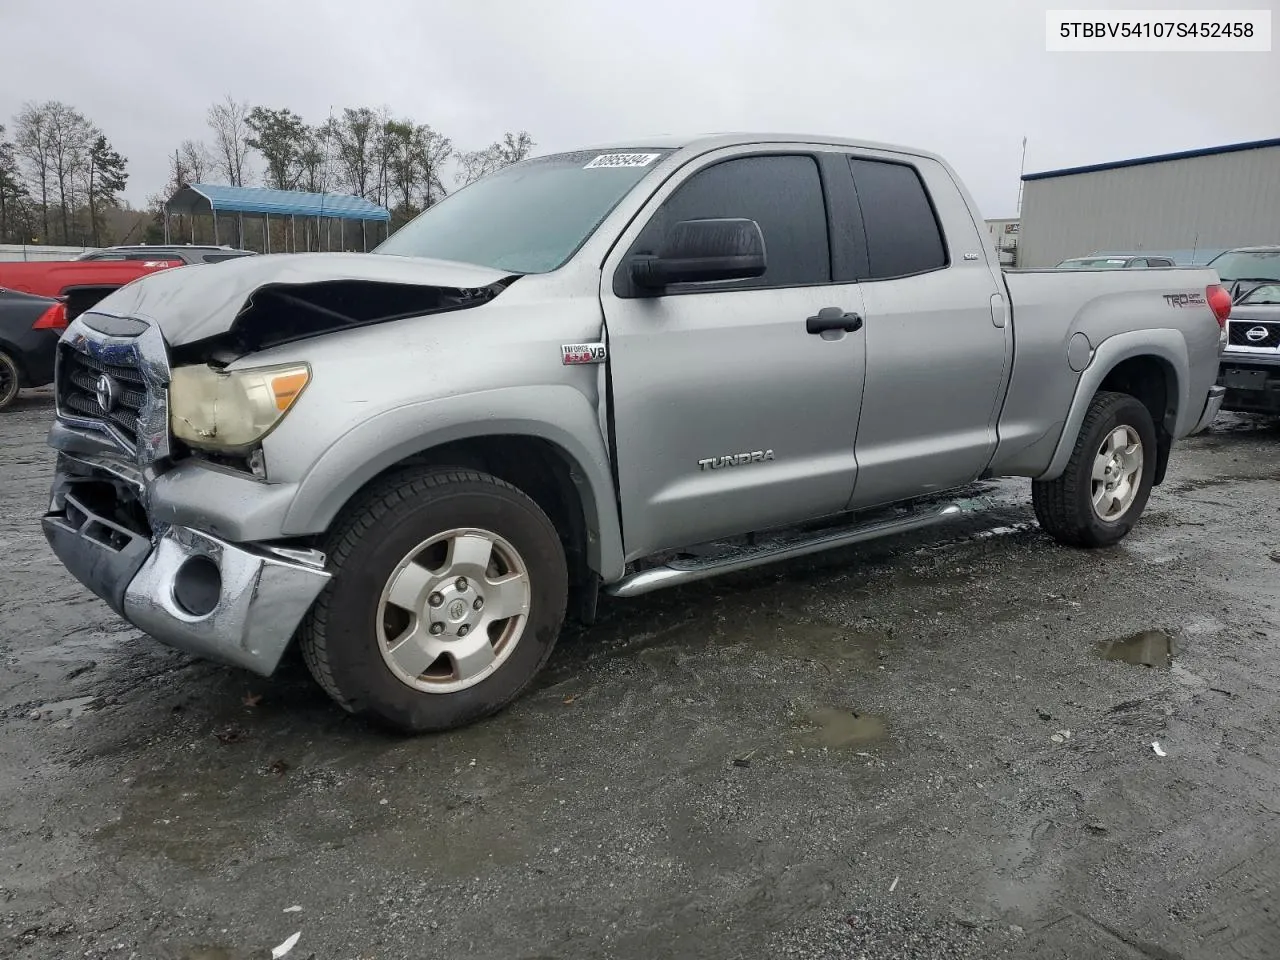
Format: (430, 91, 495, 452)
(0, 288, 66, 411)
(76, 244, 257, 265)
(1205, 245, 1280, 302)
(1217, 281, 1280, 417)
(1055, 255, 1177, 269)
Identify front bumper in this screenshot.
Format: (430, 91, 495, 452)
(42, 468, 330, 676)
(1188, 385, 1226, 435)
(1217, 359, 1280, 415)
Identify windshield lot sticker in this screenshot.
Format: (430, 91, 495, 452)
(562, 342, 608, 365)
(584, 153, 660, 169)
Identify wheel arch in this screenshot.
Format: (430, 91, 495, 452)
(279, 389, 624, 582)
(1039, 329, 1190, 484)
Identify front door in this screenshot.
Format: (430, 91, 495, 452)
(600, 150, 868, 561)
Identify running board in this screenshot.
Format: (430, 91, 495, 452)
(605, 503, 963, 599)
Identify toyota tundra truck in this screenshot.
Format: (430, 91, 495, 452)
(41, 134, 1229, 733)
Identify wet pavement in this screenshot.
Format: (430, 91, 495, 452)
(3, 387, 1280, 960)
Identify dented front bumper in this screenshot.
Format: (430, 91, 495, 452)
(42, 453, 330, 676)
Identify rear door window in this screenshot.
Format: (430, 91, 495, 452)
(847, 157, 948, 280)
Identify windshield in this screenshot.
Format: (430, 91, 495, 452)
(373, 148, 674, 274)
(1240, 283, 1280, 305)
(1207, 250, 1280, 282)
(1057, 258, 1129, 269)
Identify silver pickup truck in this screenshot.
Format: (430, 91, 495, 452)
(42, 134, 1229, 733)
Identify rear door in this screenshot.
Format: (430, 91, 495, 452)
(838, 152, 1012, 509)
(600, 148, 869, 560)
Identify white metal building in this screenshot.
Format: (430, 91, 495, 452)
(1017, 137, 1280, 269)
(984, 218, 1019, 267)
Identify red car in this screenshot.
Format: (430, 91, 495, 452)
(0, 257, 184, 321)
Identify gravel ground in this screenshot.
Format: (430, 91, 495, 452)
(2, 388, 1279, 960)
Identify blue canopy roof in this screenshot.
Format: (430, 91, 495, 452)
(167, 183, 390, 222)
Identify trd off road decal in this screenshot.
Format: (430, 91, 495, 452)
(1162, 292, 1207, 307)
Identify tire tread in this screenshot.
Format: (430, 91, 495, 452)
(298, 467, 548, 719)
(1032, 390, 1151, 548)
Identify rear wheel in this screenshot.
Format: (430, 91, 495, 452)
(0, 351, 20, 411)
(1032, 391, 1157, 548)
(299, 467, 568, 733)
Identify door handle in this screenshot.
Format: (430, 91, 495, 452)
(806, 307, 863, 335)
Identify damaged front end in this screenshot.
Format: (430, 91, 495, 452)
(42, 253, 520, 675)
(169, 274, 517, 363)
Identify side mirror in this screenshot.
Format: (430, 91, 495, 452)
(630, 218, 767, 289)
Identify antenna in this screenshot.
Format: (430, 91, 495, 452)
(1016, 136, 1028, 217)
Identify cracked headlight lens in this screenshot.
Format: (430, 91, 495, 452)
(170, 362, 310, 451)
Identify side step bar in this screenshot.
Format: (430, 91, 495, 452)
(605, 503, 963, 599)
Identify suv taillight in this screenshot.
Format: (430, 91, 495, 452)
(1206, 284, 1232, 328)
(32, 301, 67, 331)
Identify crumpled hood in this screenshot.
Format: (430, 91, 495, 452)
(88, 252, 513, 348)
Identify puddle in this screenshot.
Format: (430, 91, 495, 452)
(1098, 630, 1172, 668)
(32, 695, 105, 720)
(799, 707, 887, 748)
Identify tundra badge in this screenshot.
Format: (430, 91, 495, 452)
(562, 342, 608, 365)
(698, 450, 775, 471)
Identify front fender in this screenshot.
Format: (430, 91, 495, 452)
(278, 384, 625, 581)
(1038, 328, 1189, 482)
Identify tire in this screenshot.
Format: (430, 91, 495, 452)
(1032, 391, 1158, 549)
(299, 467, 568, 734)
(0, 351, 20, 411)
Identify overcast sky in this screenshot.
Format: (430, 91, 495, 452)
(2, 0, 1276, 218)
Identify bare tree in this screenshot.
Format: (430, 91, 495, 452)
(207, 94, 251, 186)
(44, 102, 94, 243)
(14, 102, 53, 241)
(179, 139, 214, 183)
(495, 130, 535, 166)
(371, 108, 395, 209)
(334, 107, 378, 199)
(298, 122, 336, 194)
(414, 125, 452, 208)
(454, 130, 536, 187)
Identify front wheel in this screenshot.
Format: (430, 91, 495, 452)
(1032, 391, 1157, 548)
(299, 468, 568, 733)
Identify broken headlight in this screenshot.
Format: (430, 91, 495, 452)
(169, 362, 311, 452)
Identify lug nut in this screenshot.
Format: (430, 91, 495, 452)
(473, 597, 484, 611)
(457, 624, 470, 637)
(428, 593, 443, 607)
(455, 577, 468, 592)
(429, 623, 445, 635)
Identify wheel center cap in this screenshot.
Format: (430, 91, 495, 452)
(447, 598, 468, 621)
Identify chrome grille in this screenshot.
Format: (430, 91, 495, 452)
(58, 347, 147, 446)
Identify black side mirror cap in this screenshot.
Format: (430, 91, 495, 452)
(630, 218, 767, 289)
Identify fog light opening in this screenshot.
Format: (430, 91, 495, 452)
(173, 555, 222, 617)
